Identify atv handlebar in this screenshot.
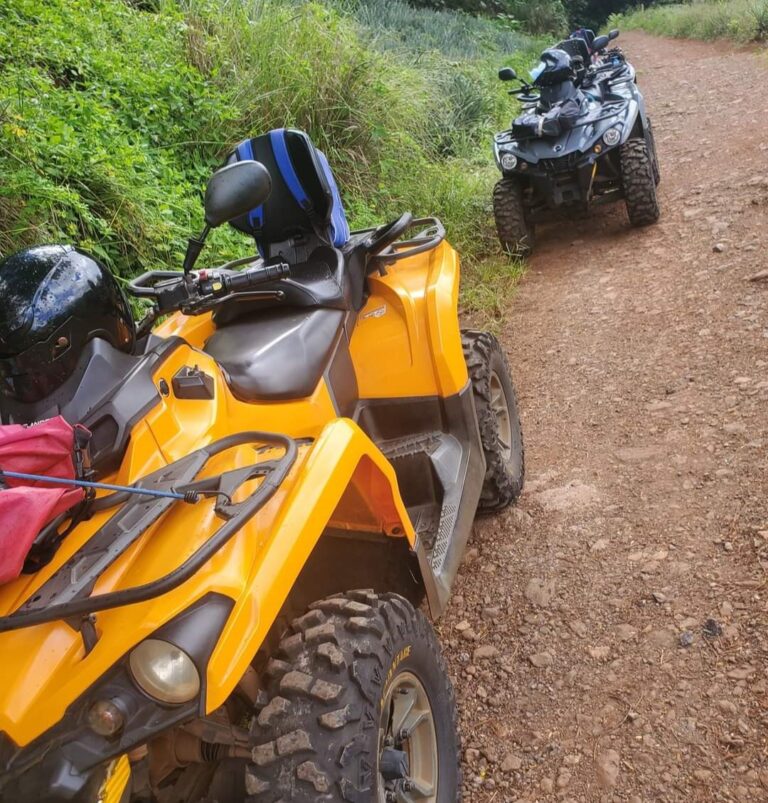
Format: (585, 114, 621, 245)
(128, 259, 291, 318)
(198, 261, 290, 296)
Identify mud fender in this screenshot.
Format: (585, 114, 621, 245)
(205, 418, 417, 711)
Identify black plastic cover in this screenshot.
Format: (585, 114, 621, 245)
(0, 337, 181, 475)
(172, 366, 215, 400)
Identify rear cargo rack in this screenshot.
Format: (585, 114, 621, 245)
(0, 431, 297, 634)
(352, 216, 446, 265)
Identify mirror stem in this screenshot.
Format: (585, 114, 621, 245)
(182, 225, 210, 274)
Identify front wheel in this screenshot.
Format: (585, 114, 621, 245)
(463, 331, 525, 513)
(246, 591, 461, 802)
(646, 117, 661, 186)
(619, 137, 660, 226)
(493, 177, 535, 256)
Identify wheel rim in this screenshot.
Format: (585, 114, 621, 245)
(490, 370, 513, 463)
(378, 671, 438, 802)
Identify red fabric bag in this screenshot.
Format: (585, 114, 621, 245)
(0, 486, 83, 584)
(0, 415, 81, 483)
(0, 416, 85, 584)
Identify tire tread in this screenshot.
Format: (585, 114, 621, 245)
(462, 330, 525, 512)
(620, 137, 660, 226)
(245, 592, 461, 802)
(493, 177, 534, 256)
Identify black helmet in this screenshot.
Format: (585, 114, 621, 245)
(0, 245, 135, 404)
(530, 48, 574, 87)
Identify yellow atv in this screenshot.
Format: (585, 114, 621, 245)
(0, 129, 524, 802)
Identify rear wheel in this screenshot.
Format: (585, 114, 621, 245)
(619, 137, 660, 226)
(463, 331, 525, 513)
(246, 591, 460, 802)
(493, 177, 535, 256)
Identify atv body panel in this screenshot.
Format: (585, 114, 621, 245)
(0, 235, 485, 800)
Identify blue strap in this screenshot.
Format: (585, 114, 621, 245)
(317, 150, 350, 247)
(235, 139, 263, 231)
(269, 129, 313, 212)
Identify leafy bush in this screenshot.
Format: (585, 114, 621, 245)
(332, 0, 533, 57)
(0, 0, 235, 275)
(613, 0, 768, 42)
(508, 0, 569, 35)
(0, 0, 540, 317)
(409, 0, 641, 32)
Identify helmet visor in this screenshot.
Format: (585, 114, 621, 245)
(530, 61, 546, 82)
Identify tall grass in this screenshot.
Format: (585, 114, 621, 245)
(330, 0, 533, 58)
(0, 0, 541, 317)
(613, 0, 768, 43)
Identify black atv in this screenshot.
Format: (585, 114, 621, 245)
(492, 31, 660, 256)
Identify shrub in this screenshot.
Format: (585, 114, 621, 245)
(509, 0, 569, 35)
(0, 0, 235, 275)
(0, 0, 542, 317)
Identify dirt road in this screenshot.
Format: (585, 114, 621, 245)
(448, 31, 768, 801)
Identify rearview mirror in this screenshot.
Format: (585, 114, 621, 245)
(498, 67, 517, 82)
(609, 28, 620, 41)
(592, 34, 610, 51)
(204, 160, 272, 228)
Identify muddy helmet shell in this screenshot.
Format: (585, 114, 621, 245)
(0, 245, 135, 404)
(531, 48, 574, 87)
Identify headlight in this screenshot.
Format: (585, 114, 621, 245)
(129, 639, 200, 704)
(603, 127, 621, 147)
(500, 152, 518, 171)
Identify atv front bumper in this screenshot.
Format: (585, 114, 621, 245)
(503, 147, 621, 215)
(0, 732, 130, 802)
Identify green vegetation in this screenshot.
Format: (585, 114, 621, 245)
(0, 0, 546, 320)
(613, 0, 768, 43)
(411, 0, 642, 35)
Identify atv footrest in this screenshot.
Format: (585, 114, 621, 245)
(378, 430, 464, 572)
(377, 431, 443, 461)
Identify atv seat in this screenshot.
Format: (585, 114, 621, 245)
(205, 307, 345, 401)
(558, 39, 589, 61)
(557, 38, 590, 84)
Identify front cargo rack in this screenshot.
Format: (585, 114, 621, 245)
(0, 431, 297, 634)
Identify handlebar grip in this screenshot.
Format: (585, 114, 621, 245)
(224, 262, 290, 292)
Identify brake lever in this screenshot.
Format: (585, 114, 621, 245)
(180, 289, 286, 317)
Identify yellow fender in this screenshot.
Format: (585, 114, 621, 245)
(205, 417, 416, 711)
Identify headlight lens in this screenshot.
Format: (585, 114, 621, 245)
(603, 127, 622, 147)
(500, 152, 518, 171)
(129, 639, 200, 704)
